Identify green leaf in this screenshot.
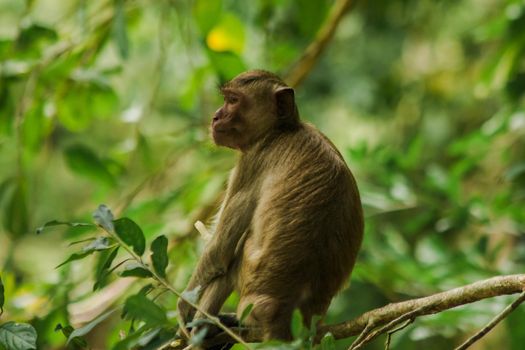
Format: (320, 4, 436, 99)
(151, 235, 168, 278)
(36, 220, 94, 234)
(113, 218, 146, 256)
(189, 327, 208, 346)
(0, 322, 37, 350)
(181, 286, 202, 305)
(67, 309, 116, 344)
(83, 236, 112, 251)
(320, 332, 336, 350)
(113, 0, 129, 59)
(505, 162, 525, 181)
(22, 103, 53, 154)
(296, 0, 328, 38)
(17, 23, 58, 58)
(5, 182, 29, 238)
(64, 145, 116, 187)
(0, 276, 4, 314)
(120, 263, 152, 278)
(206, 13, 245, 54)
(56, 251, 92, 268)
(93, 204, 115, 232)
(207, 50, 246, 82)
(68, 237, 96, 246)
(54, 324, 88, 348)
(309, 315, 322, 339)
(291, 309, 303, 339)
(193, 0, 223, 34)
(123, 294, 167, 327)
(94, 246, 119, 291)
(56, 237, 112, 268)
(111, 325, 149, 350)
(239, 303, 253, 324)
(57, 83, 118, 131)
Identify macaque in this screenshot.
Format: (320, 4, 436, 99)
(178, 70, 364, 341)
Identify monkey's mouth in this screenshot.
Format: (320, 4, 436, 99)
(213, 127, 235, 134)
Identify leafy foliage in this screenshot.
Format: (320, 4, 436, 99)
(0, 0, 524, 349)
(0, 322, 37, 350)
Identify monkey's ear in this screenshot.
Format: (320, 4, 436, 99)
(275, 86, 299, 127)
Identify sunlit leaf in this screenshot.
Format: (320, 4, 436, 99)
(113, 0, 129, 59)
(124, 293, 167, 327)
(5, 182, 29, 238)
(64, 145, 116, 187)
(181, 285, 202, 305)
(83, 236, 112, 251)
(320, 332, 336, 350)
(206, 13, 245, 54)
(17, 23, 57, 58)
(67, 310, 116, 344)
(239, 303, 253, 324)
(93, 204, 115, 232)
(0, 322, 37, 350)
(113, 218, 146, 256)
(68, 237, 96, 246)
(56, 237, 111, 268)
(0, 276, 4, 314)
(36, 220, 94, 235)
(22, 103, 53, 154)
(189, 327, 208, 346)
(193, 0, 223, 34)
(291, 309, 303, 339)
(151, 235, 168, 278)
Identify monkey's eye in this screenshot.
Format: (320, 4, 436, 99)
(224, 95, 239, 104)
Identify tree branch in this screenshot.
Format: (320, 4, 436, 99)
(454, 290, 525, 350)
(203, 274, 525, 347)
(285, 0, 356, 88)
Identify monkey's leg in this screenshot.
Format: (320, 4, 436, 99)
(242, 295, 294, 341)
(193, 274, 234, 320)
(189, 274, 234, 341)
(188, 275, 235, 350)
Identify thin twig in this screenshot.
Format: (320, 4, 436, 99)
(454, 291, 525, 350)
(100, 225, 252, 349)
(350, 304, 428, 350)
(285, 0, 356, 88)
(347, 319, 375, 350)
(204, 275, 525, 346)
(384, 318, 413, 350)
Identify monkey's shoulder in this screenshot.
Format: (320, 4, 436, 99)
(281, 123, 347, 168)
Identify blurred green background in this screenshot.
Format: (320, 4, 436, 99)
(0, 0, 524, 349)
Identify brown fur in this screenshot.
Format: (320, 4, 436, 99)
(178, 70, 364, 341)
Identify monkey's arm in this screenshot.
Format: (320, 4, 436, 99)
(179, 192, 255, 321)
(186, 213, 251, 290)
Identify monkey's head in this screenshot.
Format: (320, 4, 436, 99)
(211, 70, 300, 151)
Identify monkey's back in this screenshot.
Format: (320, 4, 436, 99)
(239, 123, 364, 321)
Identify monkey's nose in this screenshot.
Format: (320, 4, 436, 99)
(213, 116, 219, 122)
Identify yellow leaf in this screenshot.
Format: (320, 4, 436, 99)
(206, 13, 244, 54)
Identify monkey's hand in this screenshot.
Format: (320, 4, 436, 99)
(177, 285, 203, 324)
(177, 298, 193, 325)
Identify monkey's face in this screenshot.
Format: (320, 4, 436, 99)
(211, 81, 277, 151)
